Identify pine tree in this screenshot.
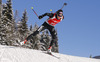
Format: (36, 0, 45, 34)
(30, 25, 32, 31)
(33, 23, 39, 31)
(90, 54, 92, 58)
(0, 3, 7, 45)
(17, 9, 28, 41)
(5, 0, 15, 45)
(21, 9, 28, 36)
(14, 10, 21, 23)
(0, 0, 2, 44)
(29, 23, 41, 49)
(6, 0, 14, 20)
(0, 0, 16, 45)
(13, 10, 22, 46)
(52, 29, 59, 53)
(40, 30, 51, 51)
(0, 0, 2, 19)
(16, 21, 22, 42)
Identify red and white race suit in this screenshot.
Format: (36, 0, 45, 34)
(46, 13, 63, 26)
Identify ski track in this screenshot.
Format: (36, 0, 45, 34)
(0, 45, 100, 62)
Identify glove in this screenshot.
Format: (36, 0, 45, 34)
(38, 16, 43, 19)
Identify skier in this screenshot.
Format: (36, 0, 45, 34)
(21, 9, 64, 53)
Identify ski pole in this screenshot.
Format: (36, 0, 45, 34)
(31, 7, 39, 18)
(61, 3, 67, 10)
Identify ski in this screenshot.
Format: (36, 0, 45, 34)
(48, 53, 60, 59)
(43, 51, 60, 59)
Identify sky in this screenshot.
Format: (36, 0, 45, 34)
(2, 0, 100, 57)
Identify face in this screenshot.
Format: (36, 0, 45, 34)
(57, 13, 63, 19)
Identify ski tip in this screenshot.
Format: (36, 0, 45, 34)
(31, 7, 33, 9)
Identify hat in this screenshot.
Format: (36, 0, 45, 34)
(56, 9, 63, 14)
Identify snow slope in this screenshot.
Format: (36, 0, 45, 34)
(0, 45, 100, 62)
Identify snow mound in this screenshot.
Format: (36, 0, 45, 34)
(0, 45, 100, 62)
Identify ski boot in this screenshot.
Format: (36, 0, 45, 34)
(20, 39, 27, 45)
(47, 46, 52, 54)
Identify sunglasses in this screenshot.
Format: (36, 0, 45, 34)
(58, 14, 63, 17)
(58, 12, 63, 17)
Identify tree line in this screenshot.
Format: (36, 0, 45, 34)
(0, 0, 59, 53)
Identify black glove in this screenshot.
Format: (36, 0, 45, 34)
(38, 16, 43, 19)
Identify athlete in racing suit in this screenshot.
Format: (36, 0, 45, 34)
(23, 9, 64, 52)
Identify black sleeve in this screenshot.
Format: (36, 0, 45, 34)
(41, 13, 54, 18)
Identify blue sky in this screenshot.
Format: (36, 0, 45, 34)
(2, 0, 100, 57)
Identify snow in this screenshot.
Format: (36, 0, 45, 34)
(0, 45, 100, 62)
